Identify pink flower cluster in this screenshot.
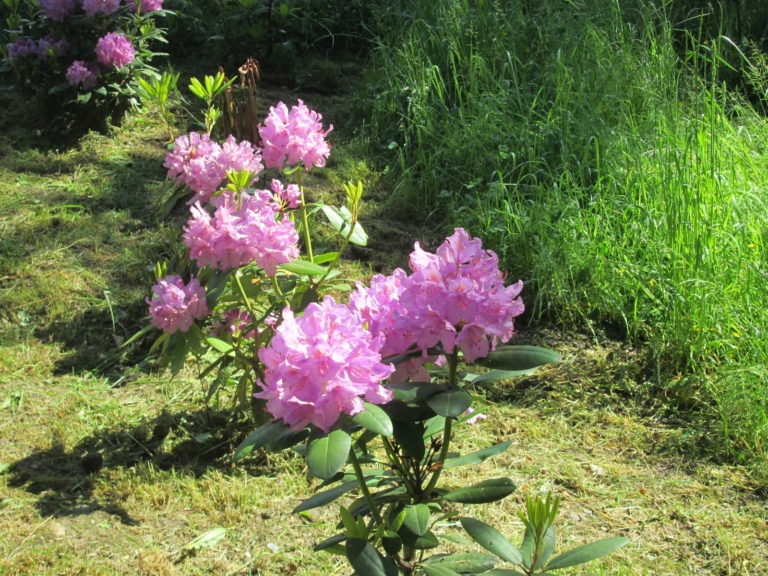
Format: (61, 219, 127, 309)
(164, 133, 264, 204)
(82, 0, 120, 17)
(65, 60, 99, 89)
(259, 99, 333, 170)
(351, 228, 525, 369)
(39, 0, 76, 21)
(127, 0, 164, 13)
(183, 191, 299, 275)
(7, 36, 68, 61)
(255, 298, 395, 432)
(95, 32, 135, 69)
(147, 275, 210, 334)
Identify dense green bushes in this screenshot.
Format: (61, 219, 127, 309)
(364, 0, 768, 464)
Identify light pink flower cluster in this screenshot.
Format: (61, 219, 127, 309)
(7, 36, 68, 61)
(82, 0, 120, 17)
(95, 32, 135, 69)
(127, 0, 164, 13)
(39, 0, 76, 21)
(259, 99, 333, 170)
(183, 191, 299, 275)
(65, 60, 99, 89)
(255, 297, 395, 431)
(351, 228, 525, 368)
(147, 275, 210, 334)
(164, 133, 264, 204)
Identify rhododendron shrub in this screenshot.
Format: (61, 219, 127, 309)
(137, 98, 607, 576)
(1, 0, 168, 136)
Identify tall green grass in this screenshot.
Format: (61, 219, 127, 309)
(366, 0, 768, 464)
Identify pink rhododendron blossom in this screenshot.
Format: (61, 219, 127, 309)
(270, 179, 301, 208)
(95, 32, 135, 69)
(39, 0, 76, 21)
(127, 0, 164, 13)
(255, 297, 394, 432)
(82, 0, 120, 17)
(258, 99, 333, 170)
(7, 38, 38, 61)
(147, 275, 209, 334)
(65, 60, 98, 89)
(183, 192, 299, 274)
(164, 133, 263, 204)
(351, 228, 524, 365)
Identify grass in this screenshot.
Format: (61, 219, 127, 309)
(364, 0, 768, 465)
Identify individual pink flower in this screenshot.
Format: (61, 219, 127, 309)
(65, 60, 98, 89)
(183, 192, 299, 275)
(255, 297, 394, 432)
(147, 275, 210, 334)
(462, 408, 488, 425)
(127, 0, 164, 13)
(270, 179, 301, 208)
(39, 0, 76, 21)
(258, 99, 333, 170)
(95, 32, 135, 69)
(82, 0, 120, 17)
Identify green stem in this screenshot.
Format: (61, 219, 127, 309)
(234, 272, 257, 318)
(422, 352, 459, 497)
(349, 446, 383, 526)
(297, 171, 314, 262)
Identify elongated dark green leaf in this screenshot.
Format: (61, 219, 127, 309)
(382, 531, 402, 555)
(459, 517, 522, 565)
(421, 565, 462, 576)
(520, 525, 555, 571)
(279, 259, 327, 276)
(234, 421, 292, 460)
(293, 480, 359, 513)
(402, 504, 431, 536)
(313, 251, 341, 264)
(427, 389, 472, 417)
(353, 403, 393, 437)
(393, 420, 426, 461)
(307, 430, 352, 480)
(545, 537, 630, 570)
(443, 477, 516, 504)
(475, 345, 561, 372)
(206, 337, 234, 355)
(423, 552, 497, 574)
(314, 532, 346, 553)
(482, 570, 528, 576)
(345, 538, 398, 576)
(412, 529, 439, 550)
(445, 441, 512, 469)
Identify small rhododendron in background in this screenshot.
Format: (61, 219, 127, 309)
(147, 275, 209, 334)
(1, 0, 168, 137)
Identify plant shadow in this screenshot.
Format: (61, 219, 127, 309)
(5, 406, 268, 525)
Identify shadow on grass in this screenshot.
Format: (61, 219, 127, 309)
(5, 407, 266, 525)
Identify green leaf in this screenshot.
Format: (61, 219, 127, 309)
(427, 389, 472, 417)
(443, 478, 516, 504)
(382, 531, 402, 555)
(292, 480, 359, 514)
(445, 441, 512, 469)
(181, 527, 227, 551)
(234, 420, 292, 460)
(402, 504, 431, 536)
(412, 529, 440, 549)
(307, 430, 352, 480)
(423, 552, 498, 574)
(423, 416, 446, 439)
(279, 259, 327, 276)
(545, 537, 630, 571)
(392, 420, 426, 461)
(482, 570, 528, 576)
(313, 251, 341, 264)
(206, 337, 234, 355)
(475, 345, 561, 373)
(521, 525, 555, 571)
(353, 403, 394, 437)
(421, 565, 462, 576)
(459, 517, 522, 565)
(345, 538, 399, 576)
(314, 532, 346, 553)
(319, 204, 368, 246)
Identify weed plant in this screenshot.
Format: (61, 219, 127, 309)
(366, 0, 768, 465)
